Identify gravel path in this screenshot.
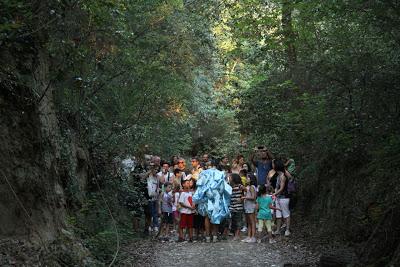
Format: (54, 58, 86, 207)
(119, 235, 320, 267)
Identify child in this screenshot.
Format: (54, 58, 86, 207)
(159, 183, 173, 240)
(256, 185, 281, 244)
(191, 178, 204, 241)
(178, 179, 195, 242)
(241, 173, 257, 243)
(173, 168, 183, 190)
(172, 184, 181, 232)
(229, 173, 244, 241)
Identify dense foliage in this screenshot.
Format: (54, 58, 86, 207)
(1, 0, 399, 265)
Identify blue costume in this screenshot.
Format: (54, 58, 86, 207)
(192, 168, 232, 224)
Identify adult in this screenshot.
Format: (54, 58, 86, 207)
(267, 159, 278, 190)
(145, 163, 160, 232)
(157, 161, 175, 185)
(272, 159, 291, 236)
(250, 146, 273, 187)
(176, 158, 187, 180)
(201, 153, 211, 169)
(231, 154, 245, 174)
(218, 155, 230, 173)
(190, 157, 203, 180)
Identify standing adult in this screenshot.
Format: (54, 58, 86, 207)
(190, 157, 203, 180)
(157, 161, 175, 185)
(201, 153, 211, 169)
(145, 163, 160, 232)
(250, 146, 273, 187)
(231, 154, 245, 174)
(272, 159, 291, 236)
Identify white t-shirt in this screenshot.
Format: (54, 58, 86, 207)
(147, 175, 159, 200)
(179, 191, 194, 214)
(157, 171, 175, 184)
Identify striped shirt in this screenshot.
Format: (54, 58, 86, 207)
(230, 186, 243, 211)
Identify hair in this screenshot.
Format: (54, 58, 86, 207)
(231, 173, 242, 185)
(173, 184, 180, 192)
(164, 182, 172, 187)
(273, 159, 285, 173)
(267, 185, 274, 194)
(247, 173, 257, 186)
(161, 161, 170, 166)
(173, 168, 181, 175)
(190, 178, 197, 189)
(236, 154, 244, 161)
(239, 169, 247, 177)
(191, 156, 199, 162)
(258, 184, 267, 196)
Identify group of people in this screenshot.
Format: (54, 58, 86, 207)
(130, 146, 296, 244)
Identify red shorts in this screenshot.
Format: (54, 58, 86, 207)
(179, 213, 194, 228)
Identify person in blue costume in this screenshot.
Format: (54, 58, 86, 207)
(192, 159, 232, 243)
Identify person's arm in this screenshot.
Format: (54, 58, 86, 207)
(158, 193, 162, 215)
(269, 204, 281, 211)
(241, 186, 256, 200)
(274, 174, 286, 196)
(250, 151, 257, 168)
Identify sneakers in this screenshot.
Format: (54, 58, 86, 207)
(257, 239, 262, 244)
(246, 237, 256, 243)
(241, 226, 248, 232)
(284, 230, 291, 236)
(241, 237, 250, 242)
(213, 235, 218, 243)
(177, 237, 185, 242)
(153, 227, 159, 232)
(269, 239, 276, 244)
(272, 230, 280, 235)
(205, 236, 211, 243)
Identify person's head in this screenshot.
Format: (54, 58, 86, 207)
(151, 156, 161, 166)
(191, 157, 200, 168)
(149, 163, 157, 175)
(182, 179, 190, 190)
(161, 162, 170, 173)
(221, 156, 229, 165)
(236, 154, 245, 165)
(267, 185, 274, 194)
(247, 173, 257, 187)
(171, 156, 179, 165)
(173, 168, 181, 177)
(231, 173, 242, 186)
(242, 163, 250, 172)
(173, 184, 180, 192)
(273, 159, 285, 173)
(165, 182, 172, 192)
(202, 154, 209, 163)
(258, 184, 267, 196)
(177, 158, 186, 170)
(239, 169, 247, 177)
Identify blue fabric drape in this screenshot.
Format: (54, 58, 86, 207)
(193, 168, 232, 224)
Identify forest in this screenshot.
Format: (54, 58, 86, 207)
(1, 0, 399, 266)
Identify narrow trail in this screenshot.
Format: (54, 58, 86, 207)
(119, 234, 320, 266)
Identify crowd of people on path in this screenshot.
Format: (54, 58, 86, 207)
(124, 146, 297, 244)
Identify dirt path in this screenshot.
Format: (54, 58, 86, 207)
(119, 235, 320, 266)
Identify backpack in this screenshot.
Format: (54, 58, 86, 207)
(287, 178, 296, 194)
